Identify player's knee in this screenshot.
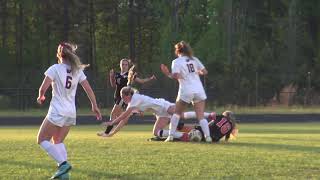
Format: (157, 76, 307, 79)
(37, 135, 49, 145)
(52, 138, 63, 144)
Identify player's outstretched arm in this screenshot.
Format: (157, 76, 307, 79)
(105, 107, 134, 137)
(135, 74, 156, 84)
(160, 64, 182, 80)
(81, 80, 102, 120)
(37, 76, 52, 104)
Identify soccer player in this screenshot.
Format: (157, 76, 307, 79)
(161, 41, 212, 142)
(36, 42, 102, 179)
(100, 86, 215, 138)
(179, 111, 238, 142)
(97, 61, 156, 136)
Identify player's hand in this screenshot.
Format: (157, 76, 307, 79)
(138, 111, 144, 117)
(109, 69, 114, 77)
(37, 96, 45, 105)
(160, 64, 170, 77)
(150, 75, 157, 80)
(102, 132, 113, 137)
(92, 106, 102, 120)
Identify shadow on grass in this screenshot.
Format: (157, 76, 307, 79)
(228, 141, 320, 153)
(2, 159, 157, 179)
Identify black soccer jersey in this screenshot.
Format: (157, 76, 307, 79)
(209, 115, 234, 142)
(114, 72, 128, 99)
(195, 115, 234, 142)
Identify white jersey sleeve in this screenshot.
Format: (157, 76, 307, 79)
(44, 66, 57, 80)
(194, 57, 205, 71)
(127, 94, 142, 109)
(171, 59, 181, 74)
(78, 70, 87, 83)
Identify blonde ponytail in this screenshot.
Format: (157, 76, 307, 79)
(56, 42, 89, 74)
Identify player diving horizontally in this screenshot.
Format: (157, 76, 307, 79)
(99, 86, 237, 142)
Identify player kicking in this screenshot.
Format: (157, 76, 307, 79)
(100, 86, 216, 138)
(36, 42, 102, 179)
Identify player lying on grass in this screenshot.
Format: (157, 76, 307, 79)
(100, 86, 216, 138)
(151, 110, 238, 143)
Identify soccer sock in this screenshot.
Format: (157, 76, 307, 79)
(55, 143, 67, 162)
(158, 129, 183, 138)
(199, 119, 210, 138)
(183, 112, 211, 119)
(183, 112, 196, 119)
(40, 140, 64, 164)
(168, 114, 180, 136)
(105, 125, 114, 134)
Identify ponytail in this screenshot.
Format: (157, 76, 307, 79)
(56, 42, 89, 74)
(174, 41, 193, 58)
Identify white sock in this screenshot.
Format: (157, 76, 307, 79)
(168, 114, 180, 136)
(183, 112, 211, 119)
(55, 143, 67, 162)
(183, 112, 196, 119)
(204, 112, 210, 118)
(40, 141, 64, 164)
(159, 129, 183, 138)
(199, 119, 210, 138)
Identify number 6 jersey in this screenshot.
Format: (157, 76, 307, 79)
(44, 63, 87, 118)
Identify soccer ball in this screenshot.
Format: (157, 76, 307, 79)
(188, 129, 203, 142)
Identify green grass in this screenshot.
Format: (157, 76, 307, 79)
(0, 123, 320, 179)
(2, 105, 320, 117)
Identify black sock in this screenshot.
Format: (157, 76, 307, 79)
(159, 130, 163, 137)
(177, 122, 184, 130)
(59, 161, 67, 167)
(105, 125, 114, 134)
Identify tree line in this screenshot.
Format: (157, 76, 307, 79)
(1, 0, 320, 109)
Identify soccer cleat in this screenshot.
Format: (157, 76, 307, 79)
(97, 131, 106, 137)
(59, 173, 70, 180)
(148, 136, 165, 141)
(164, 135, 174, 142)
(205, 136, 212, 143)
(50, 162, 72, 179)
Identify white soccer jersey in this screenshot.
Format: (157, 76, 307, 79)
(127, 93, 173, 116)
(45, 63, 86, 118)
(171, 56, 206, 95)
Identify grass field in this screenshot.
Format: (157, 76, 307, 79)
(1, 123, 320, 180)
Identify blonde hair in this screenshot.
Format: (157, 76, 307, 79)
(127, 64, 137, 86)
(120, 86, 137, 97)
(56, 42, 89, 73)
(222, 110, 238, 139)
(222, 111, 236, 125)
(174, 41, 193, 58)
